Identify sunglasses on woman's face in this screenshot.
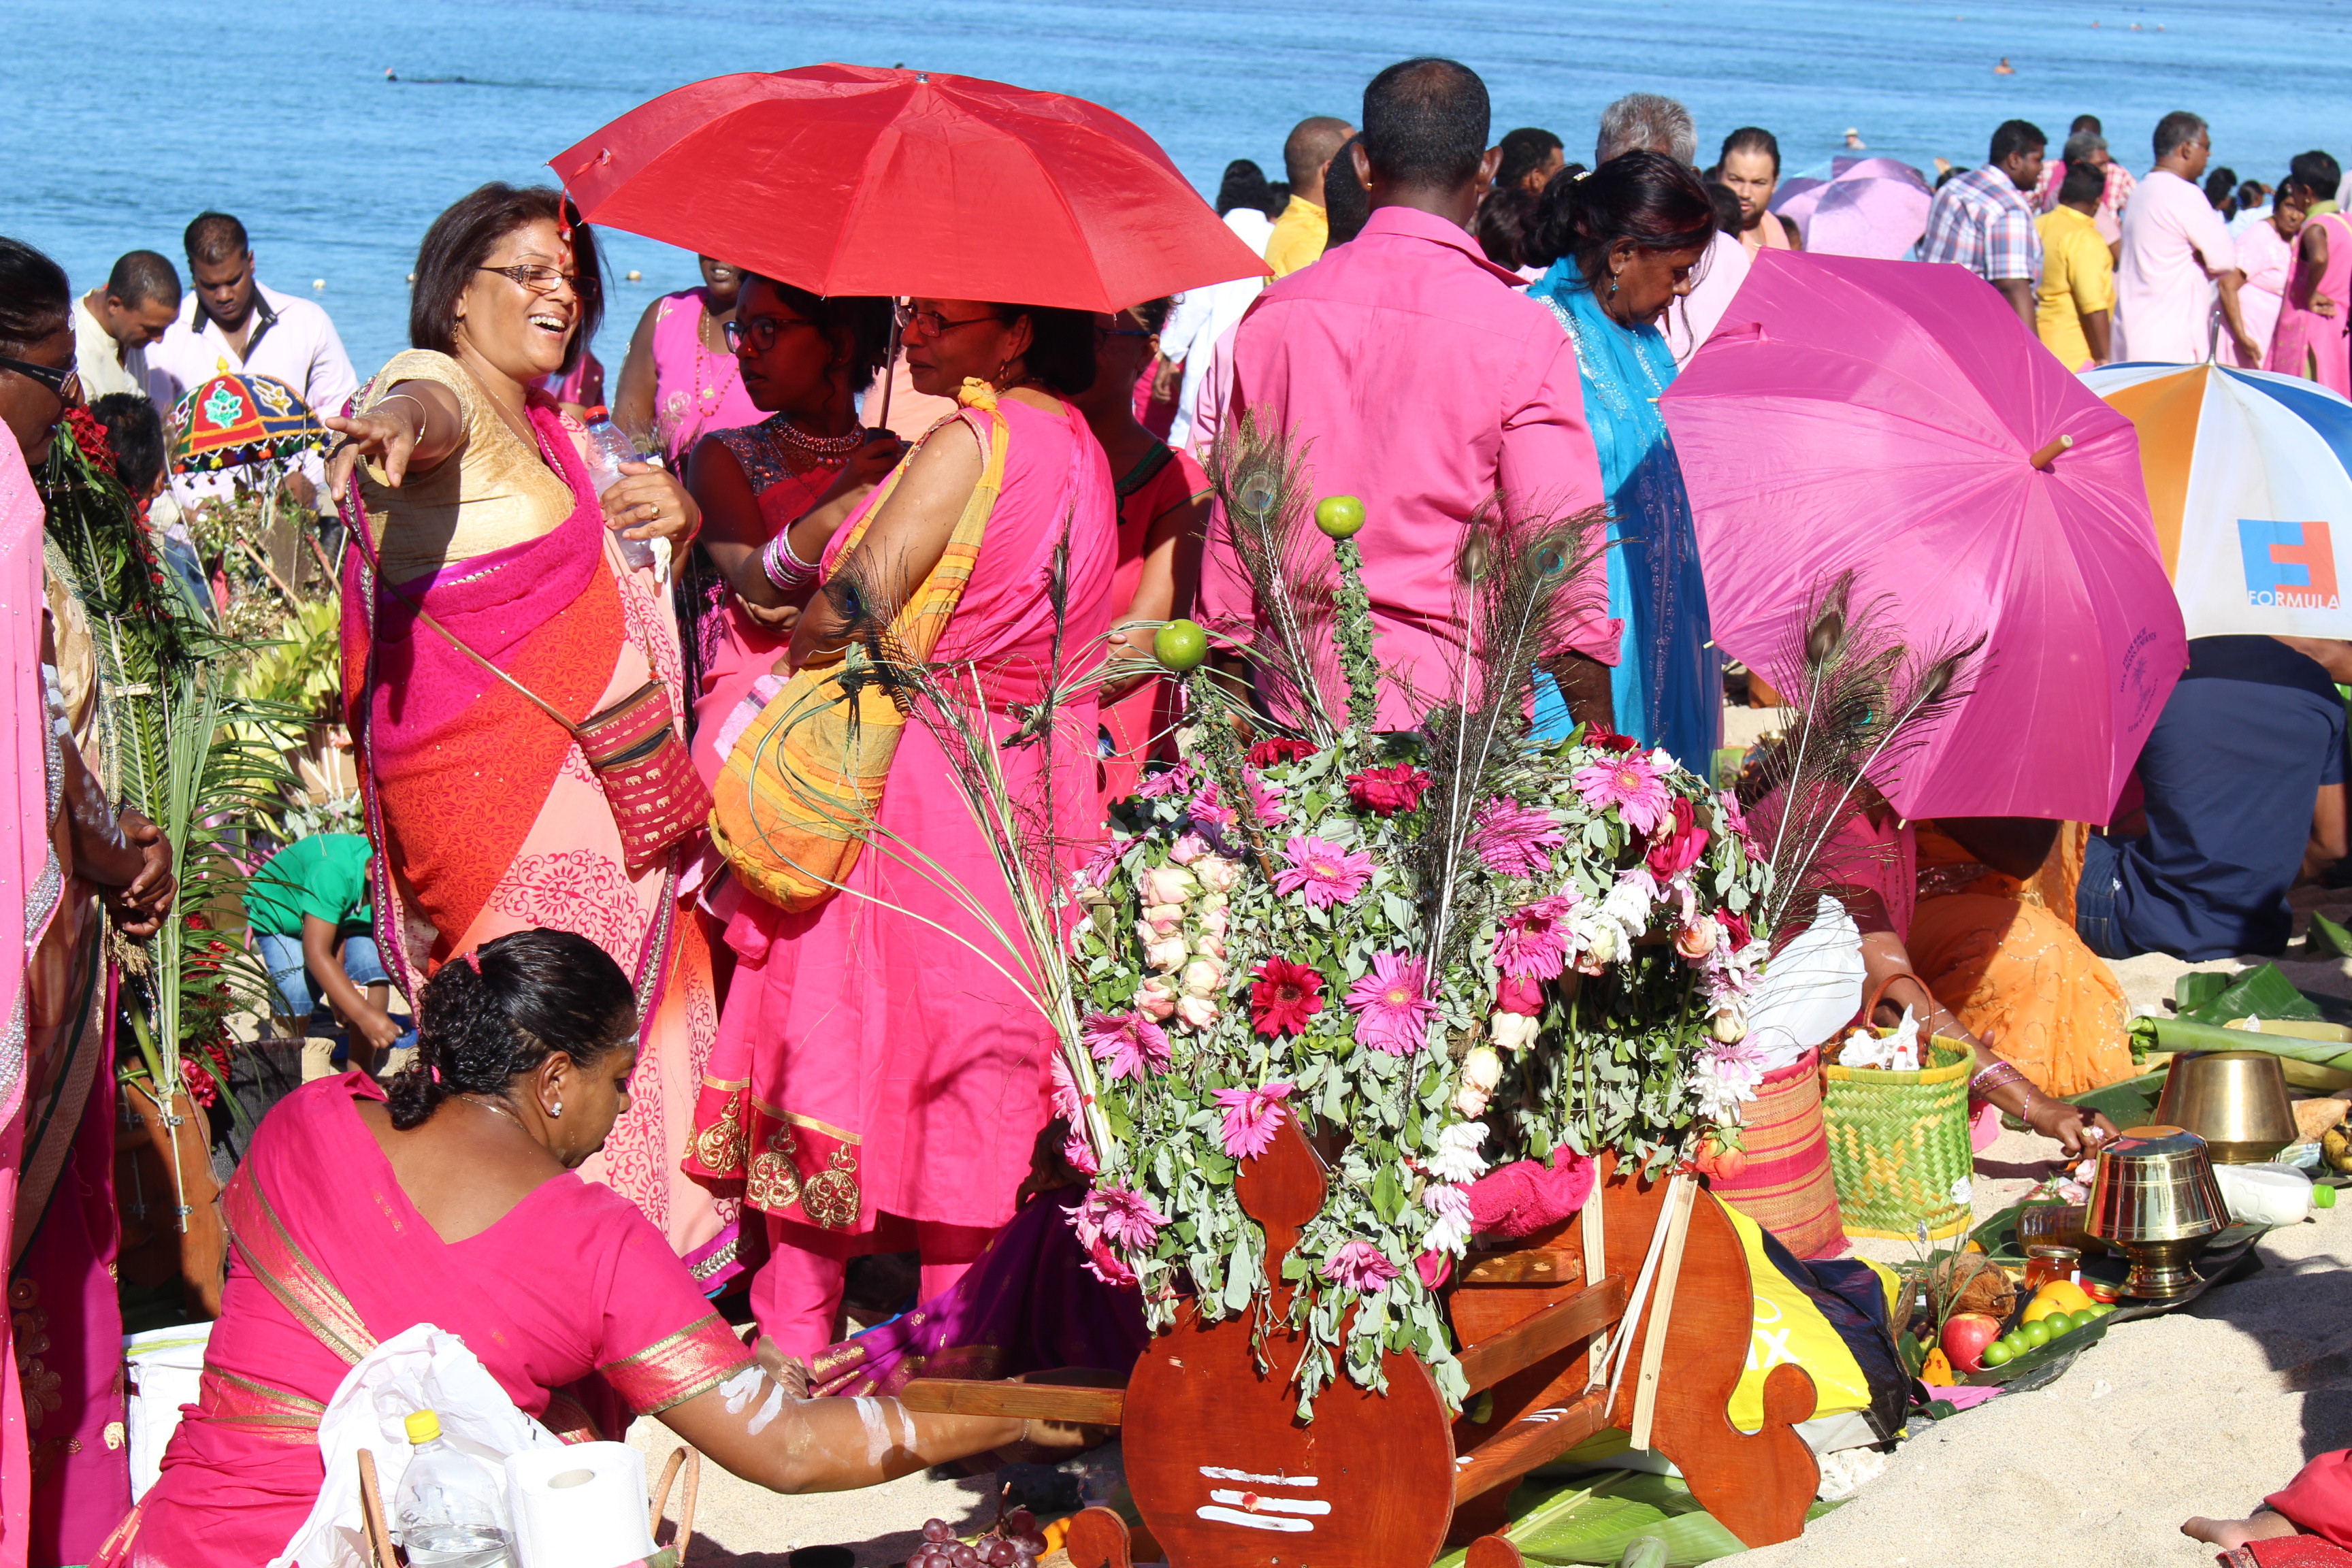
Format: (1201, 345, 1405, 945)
(722, 316, 817, 354)
(0, 356, 80, 406)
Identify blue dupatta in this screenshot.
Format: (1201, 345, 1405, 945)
(1528, 267, 1720, 774)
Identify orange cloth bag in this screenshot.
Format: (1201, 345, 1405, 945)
(710, 382, 1007, 911)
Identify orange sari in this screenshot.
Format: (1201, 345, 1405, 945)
(1908, 823, 2134, 1097)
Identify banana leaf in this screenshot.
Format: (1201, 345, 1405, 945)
(2065, 1068, 2168, 1129)
(2131, 1016, 2352, 1077)
(2178, 964, 2324, 1025)
(1432, 1471, 1839, 1568)
(2306, 912, 2352, 960)
(2175, 971, 2232, 1014)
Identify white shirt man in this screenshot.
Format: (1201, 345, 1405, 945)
(146, 278, 357, 423)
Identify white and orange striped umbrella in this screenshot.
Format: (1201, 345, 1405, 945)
(2085, 361, 2352, 640)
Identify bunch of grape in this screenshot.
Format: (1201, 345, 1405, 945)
(909, 1509, 1049, 1568)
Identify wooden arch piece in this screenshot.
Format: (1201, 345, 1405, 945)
(1120, 1118, 1458, 1568)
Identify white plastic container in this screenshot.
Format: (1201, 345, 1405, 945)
(2212, 1162, 2315, 1226)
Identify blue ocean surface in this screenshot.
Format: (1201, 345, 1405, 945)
(10, 0, 2351, 381)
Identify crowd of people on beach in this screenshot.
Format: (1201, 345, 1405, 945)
(11, 50, 2352, 1568)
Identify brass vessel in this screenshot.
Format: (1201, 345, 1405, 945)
(2085, 1125, 2227, 1299)
(2154, 1051, 2300, 1164)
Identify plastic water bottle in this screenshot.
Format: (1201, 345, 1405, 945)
(582, 418, 659, 572)
(392, 1409, 512, 1568)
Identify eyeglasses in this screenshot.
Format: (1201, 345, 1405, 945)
(1094, 325, 1152, 346)
(0, 356, 79, 405)
(477, 263, 578, 293)
(896, 304, 1000, 339)
(723, 316, 816, 353)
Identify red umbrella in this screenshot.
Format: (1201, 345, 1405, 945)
(551, 63, 1267, 312)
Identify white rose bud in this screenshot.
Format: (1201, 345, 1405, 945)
(1463, 1045, 1504, 1094)
(1143, 934, 1191, 973)
(1142, 902, 1186, 935)
(1134, 977, 1178, 1019)
(1193, 934, 1228, 960)
(1193, 855, 1243, 894)
(1138, 865, 1200, 906)
(1451, 1083, 1492, 1117)
(1181, 956, 1226, 997)
(1710, 1008, 1748, 1044)
(1199, 905, 1231, 939)
(1175, 993, 1220, 1030)
(1488, 1011, 1538, 1052)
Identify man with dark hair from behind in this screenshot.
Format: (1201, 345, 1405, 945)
(1203, 57, 1613, 734)
(1921, 117, 2048, 328)
(2037, 160, 2117, 368)
(1494, 127, 1566, 194)
(72, 250, 180, 402)
(148, 209, 357, 507)
(1265, 114, 1357, 276)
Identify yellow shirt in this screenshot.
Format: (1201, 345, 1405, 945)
(1264, 196, 1330, 278)
(2035, 205, 2114, 370)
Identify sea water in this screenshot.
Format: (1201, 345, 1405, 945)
(10, 0, 2352, 380)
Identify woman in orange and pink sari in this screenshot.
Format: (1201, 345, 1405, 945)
(105, 930, 1093, 1568)
(325, 186, 736, 1280)
(687, 297, 1117, 1360)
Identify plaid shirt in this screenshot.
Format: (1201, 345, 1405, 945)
(1923, 163, 2044, 284)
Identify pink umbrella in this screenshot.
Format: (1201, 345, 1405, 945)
(1771, 158, 1933, 259)
(1663, 251, 2186, 823)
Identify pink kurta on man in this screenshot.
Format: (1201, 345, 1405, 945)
(1198, 204, 1612, 730)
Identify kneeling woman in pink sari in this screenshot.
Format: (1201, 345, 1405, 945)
(687, 297, 1118, 1358)
(325, 185, 736, 1279)
(107, 931, 1087, 1568)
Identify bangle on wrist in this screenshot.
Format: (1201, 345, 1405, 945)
(761, 525, 820, 591)
(1970, 1060, 2028, 1097)
(377, 391, 430, 444)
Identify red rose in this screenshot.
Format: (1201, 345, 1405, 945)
(1645, 796, 1710, 879)
(1494, 975, 1546, 1016)
(1345, 763, 1431, 817)
(1721, 911, 1753, 951)
(1250, 957, 1326, 1036)
(1582, 720, 1639, 754)
(1247, 737, 1318, 769)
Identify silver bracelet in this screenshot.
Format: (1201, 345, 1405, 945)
(376, 391, 430, 444)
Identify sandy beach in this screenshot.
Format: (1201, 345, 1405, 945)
(630, 881, 2352, 1568)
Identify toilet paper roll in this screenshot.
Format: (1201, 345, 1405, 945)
(505, 1442, 655, 1568)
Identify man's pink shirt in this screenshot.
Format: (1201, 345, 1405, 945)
(1198, 204, 1611, 730)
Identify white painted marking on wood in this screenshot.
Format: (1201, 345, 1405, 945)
(1207, 1490, 1329, 1516)
(1198, 1467, 1319, 1487)
(1196, 1506, 1313, 1533)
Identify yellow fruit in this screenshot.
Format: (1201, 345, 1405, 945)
(2022, 1280, 2094, 1322)
(1921, 1348, 1955, 1386)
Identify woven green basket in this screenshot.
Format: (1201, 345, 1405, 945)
(1822, 1038, 1975, 1241)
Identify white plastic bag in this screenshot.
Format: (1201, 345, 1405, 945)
(125, 1322, 213, 1501)
(1744, 896, 1865, 1071)
(272, 1324, 566, 1568)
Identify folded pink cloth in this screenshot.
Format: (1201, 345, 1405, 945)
(1465, 1149, 1598, 1240)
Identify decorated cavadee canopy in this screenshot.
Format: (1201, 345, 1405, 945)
(167, 373, 326, 474)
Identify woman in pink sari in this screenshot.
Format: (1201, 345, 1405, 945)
(2266, 152, 2351, 393)
(2, 238, 179, 1567)
(104, 930, 1092, 1568)
(687, 297, 1117, 1357)
(683, 276, 899, 787)
(325, 186, 736, 1279)
(614, 255, 764, 463)
(1069, 297, 1209, 821)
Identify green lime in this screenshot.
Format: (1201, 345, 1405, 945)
(1980, 1339, 2015, 1367)
(1315, 495, 1366, 538)
(1153, 619, 1209, 673)
(2020, 1319, 2053, 1349)
(2044, 1311, 2077, 1337)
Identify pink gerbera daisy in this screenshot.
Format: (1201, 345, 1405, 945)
(1322, 1239, 1401, 1293)
(1494, 893, 1577, 979)
(1573, 751, 1672, 835)
(1345, 950, 1439, 1056)
(1213, 1081, 1294, 1160)
(1274, 835, 1374, 911)
(1048, 1053, 1088, 1124)
(1062, 1128, 1100, 1176)
(1081, 1184, 1169, 1251)
(1136, 764, 1194, 800)
(1469, 798, 1567, 877)
(1187, 783, 1239, 828)
(1082, 1011, 1171, 1081)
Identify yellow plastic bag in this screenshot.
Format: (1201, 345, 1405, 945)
(1720, 1202, 1899, 1432)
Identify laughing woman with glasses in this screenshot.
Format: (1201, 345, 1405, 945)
(318, 184, 738, 1279)
(685, 295, 1122, 1361)
(680, 276, 897, 786)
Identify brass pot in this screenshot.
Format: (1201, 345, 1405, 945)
(2087, 1125, 2228, 1299)
(2154, 1051, 2300, 1164)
